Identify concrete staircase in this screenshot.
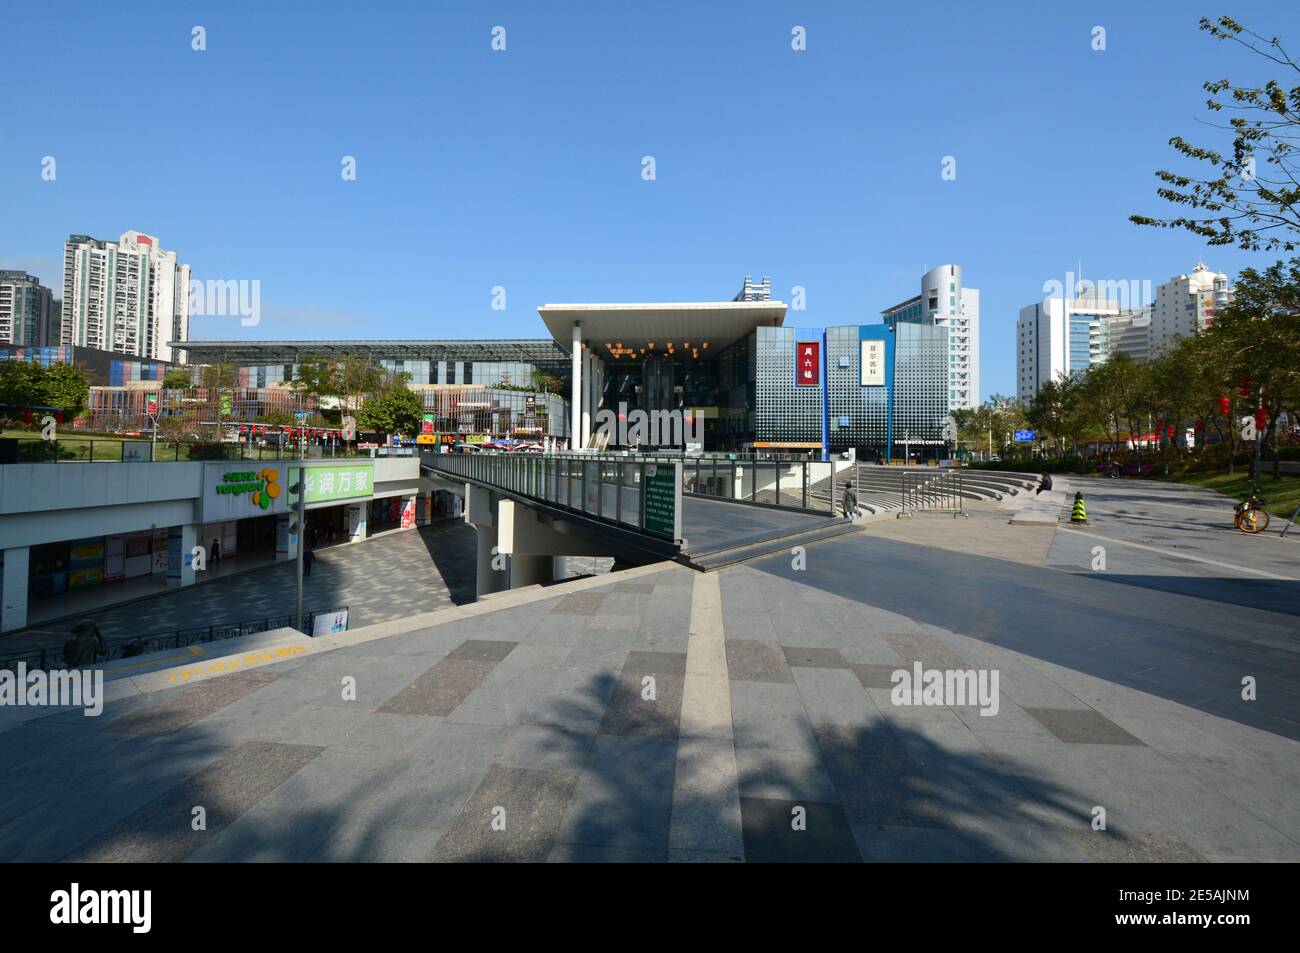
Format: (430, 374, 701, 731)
(809, 466, 1039, 518)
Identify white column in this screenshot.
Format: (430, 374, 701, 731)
(1, 546, 31, 633)
(166, 524, 198, 588)
(571, 322, 583, 450)
(582, 350, 594, 449)
(346, 503, 367, 542)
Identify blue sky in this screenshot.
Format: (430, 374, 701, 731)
(3, 0, 1296, 398)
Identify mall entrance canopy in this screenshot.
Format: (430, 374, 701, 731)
(538, 301, 787, 449)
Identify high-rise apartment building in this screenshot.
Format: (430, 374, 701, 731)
(0, 271, 55, 346)
(61, 231, 191, 363)
(881, 264, 979, 412)
(1149, 262, 1232, 353)
(1017, 262, 1234, 402)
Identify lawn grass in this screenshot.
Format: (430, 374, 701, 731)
(2, 428, 129, 462)
(1170, 469, 1300, 520)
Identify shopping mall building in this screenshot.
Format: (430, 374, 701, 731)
(178, 278, 951, 460)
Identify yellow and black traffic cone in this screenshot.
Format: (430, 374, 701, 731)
(1070, 491, 1088, 525)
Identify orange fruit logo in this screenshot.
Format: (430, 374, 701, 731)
(250, 467, 281, 509)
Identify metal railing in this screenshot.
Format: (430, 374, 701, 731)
(1, 606, 348, 672)
(425, 451, 682, 541)
(680, 456, 832, 512)
(899, 470, 968, 518)
(4, 436, 381, 463)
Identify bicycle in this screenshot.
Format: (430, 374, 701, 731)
(1234, 481, 1270, 534)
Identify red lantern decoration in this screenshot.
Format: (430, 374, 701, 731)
(22, 409, 33, 424)
(1167, 425, 1175, 439)
(1239, 378, 1252, 398)
(1194, 418, 1205, 432)
(1255, 406, 1268, 430)
(1217, 397, 1230, 416)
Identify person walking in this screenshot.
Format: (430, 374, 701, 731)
(303, 546, 315, 577)
(210, 538, 221, 567)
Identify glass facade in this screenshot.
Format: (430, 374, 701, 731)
(826, 325, 891, 458)
(414, 386, 569, 439)
(1, 344, 172, 386)
(891, 322, 949, 458)
(751, 326, 823, 448)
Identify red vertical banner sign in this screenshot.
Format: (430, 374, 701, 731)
(796, 341, 820, 387)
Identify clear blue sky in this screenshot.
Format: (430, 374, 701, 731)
(3, 0, 1295, 398)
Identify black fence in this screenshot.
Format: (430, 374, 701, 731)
(6, 437, 373, 464)
(0, 606, 348, 673)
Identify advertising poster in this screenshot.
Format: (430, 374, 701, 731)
(311, 609, 349, 636)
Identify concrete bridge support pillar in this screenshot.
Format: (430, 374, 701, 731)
(508, 553, 555, 589)
(466, 484, 507, 599)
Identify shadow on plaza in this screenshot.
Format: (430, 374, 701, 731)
(0, 662, 1154, 863)
(1074, 571, 1300, 619)
(746, 534, 1300, 743)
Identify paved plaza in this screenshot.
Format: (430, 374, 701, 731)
(1, 477, 1296, 862)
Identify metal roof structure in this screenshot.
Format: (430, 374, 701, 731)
(171, 339, 571, 365)
(536, 301, 787, 354)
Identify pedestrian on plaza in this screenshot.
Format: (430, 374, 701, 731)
(210, 538, 221, 566)
(1037, 472, 1053, 495)
(303, 546, 315, 577)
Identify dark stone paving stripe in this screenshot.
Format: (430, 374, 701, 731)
(1022, 707, 1147, 746)
(430, 765, 580, 862)
(882, 631, 968, 672)
(726, 640, 794, 684)
(105, 672, 278, 737)
(64, 741, 324, 862)
(378, 641, 517, 717)
(739, 796, 861, 862)
(852, 663, 902, 690)
(597, 652, 686, 738)
(447, 640, 518, 662)
(552, 592, 607, 616)
(782, 646, 852, 670)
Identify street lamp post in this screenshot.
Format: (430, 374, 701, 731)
(292, 464, 307, 633)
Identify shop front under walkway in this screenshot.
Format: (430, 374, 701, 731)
(0, 522, 481, 658)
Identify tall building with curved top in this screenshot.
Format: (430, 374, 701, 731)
(881, 264, 979, 412)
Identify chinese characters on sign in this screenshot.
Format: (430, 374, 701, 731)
(860, 340, 885, 386)
(288, 464, 376, 505)
(796, 341, 820, 387)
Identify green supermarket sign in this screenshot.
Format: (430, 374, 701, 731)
(214, 467, 282, 509)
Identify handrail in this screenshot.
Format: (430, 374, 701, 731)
(426, 451, 683, 542)
(0, 605, 348, 672)
(899, 470, 968, 519)
(2, 435, 376, 463)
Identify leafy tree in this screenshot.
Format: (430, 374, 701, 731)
(0, 359, 45, 407)
(1200, 257, 1300, 475)
(40, 363, 90, 415)
(163, 368, 194, 389)
(1131, 16, 1300, 251)
(292, 355, 391, 414)
(357, 387, 424, 438)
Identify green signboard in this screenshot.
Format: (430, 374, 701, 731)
(288, 463, 375, 505)
(642, 462, 679, 539)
